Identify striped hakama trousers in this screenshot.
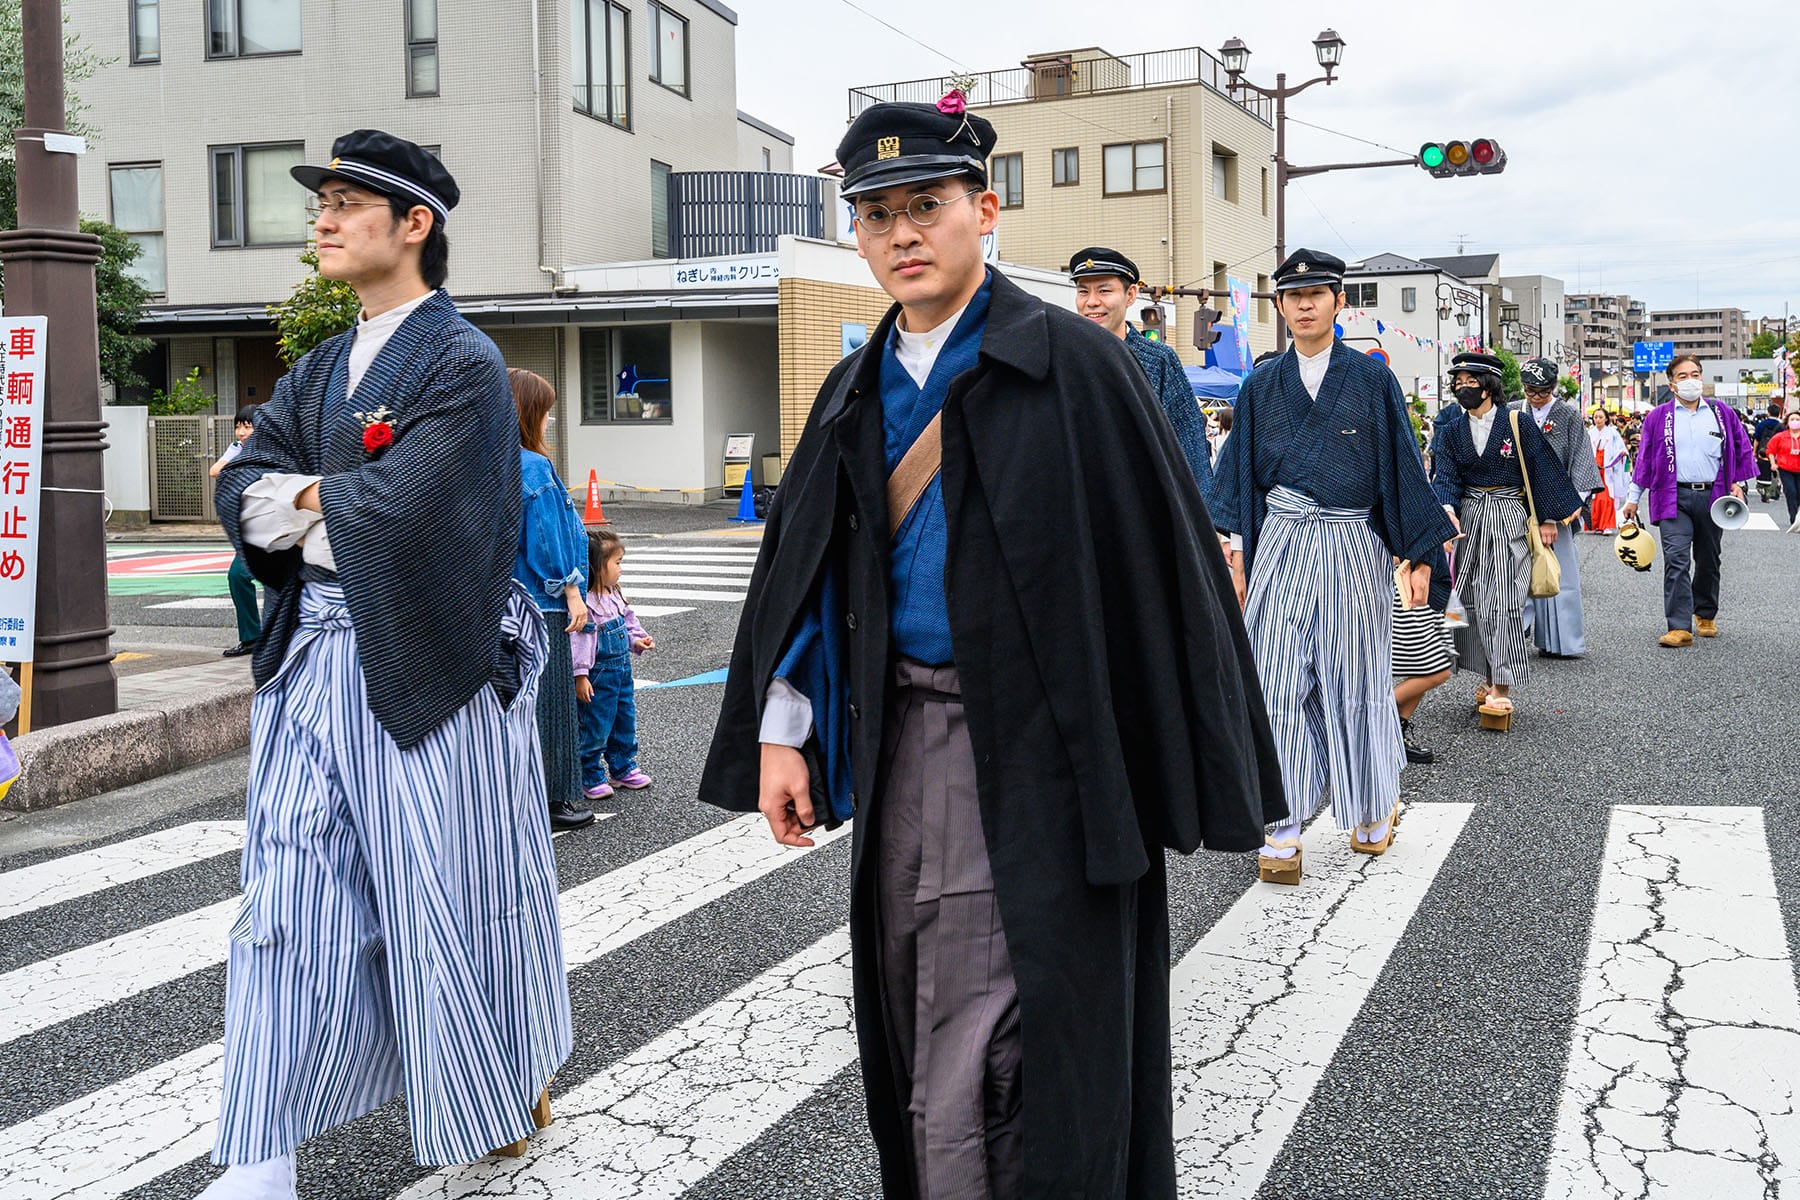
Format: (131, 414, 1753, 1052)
(1245, 486, 1403, 832)
(1527, 522, 1584, 657)
(1455, 487, 1533, 688)
(877, 661, 1024, 1200)
(214, 583, 573, 1166)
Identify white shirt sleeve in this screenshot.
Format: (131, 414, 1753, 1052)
(238, 473, 338, 571)
(1626, 484, 1643, 506)
(759, 678, 814, 747)
(1228, 533, 1244, 552)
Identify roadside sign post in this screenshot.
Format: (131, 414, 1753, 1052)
(0, 318, 48, 734)
(1634, 340, 1675, 405)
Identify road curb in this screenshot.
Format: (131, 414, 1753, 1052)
(5, 684, 253, 812)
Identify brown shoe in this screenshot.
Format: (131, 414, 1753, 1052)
(1695, 618, 1717, 638)
(1659, 629, 1694, 647)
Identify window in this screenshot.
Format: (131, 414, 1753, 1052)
(761, 147, 772, 172)
(206, 0, 301, 58)
(406, 0, 437, 97)
(1256, 273, 1269, 323)
(1344, 282, 1378, 307)
(650, 159, 672, 258)
(649, 2, 687, 96)
(210, 143, 306, 248)
(1211, 146, 1237, 202)
(109, 165, 165, 293)
(1052, 147, 1078, 187)
(1102, 140, 1165, 195)
(131, 0, 159, 63)
(580, 327, 673, 422)
(573, 0, 629, 127)
(1402, 287, 1417, 313)
(991, 153, 1022, 209)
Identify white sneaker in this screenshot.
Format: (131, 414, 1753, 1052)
(1788, 516, 1800, 534)
(195, 1155, 297, 1200)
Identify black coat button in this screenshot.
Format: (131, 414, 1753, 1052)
(850, 703, 861, 720)
(848, 513, 860, 531)
(846, 613, 858, 631)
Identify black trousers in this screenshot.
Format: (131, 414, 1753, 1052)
(1657, 487, 1724, 630)
(1782, 470, 1800, 525)
(534, 617, 583, 806)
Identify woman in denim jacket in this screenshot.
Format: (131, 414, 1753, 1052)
(510, 368, 595, 831)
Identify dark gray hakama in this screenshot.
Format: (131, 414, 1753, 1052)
(1455, 487, 1533, 688)
(877, 660, 1024, 1200)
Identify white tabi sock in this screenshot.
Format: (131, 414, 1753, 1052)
(1262, 820, 1303, 858)
(196, 1154, 297, 1200)
(1354, 817, 1392, 844)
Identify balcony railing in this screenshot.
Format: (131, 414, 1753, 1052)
(669, 172, 825, 259)
(850, 46, 1273, 126)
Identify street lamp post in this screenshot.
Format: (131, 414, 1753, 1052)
(0, 0, 118, 727)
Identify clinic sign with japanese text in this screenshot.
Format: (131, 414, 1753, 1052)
(0, 318, 45, 659)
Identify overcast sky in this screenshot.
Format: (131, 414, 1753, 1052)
(737, 0, 1800, 320)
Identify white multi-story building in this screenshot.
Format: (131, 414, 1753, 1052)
(1498, 274, 1567, 360)
(1336, 252, 1489, 407)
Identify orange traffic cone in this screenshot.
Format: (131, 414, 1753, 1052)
(583, 470, 608, 525)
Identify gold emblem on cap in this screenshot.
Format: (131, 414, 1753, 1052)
(329, 157, 341, 170)
(1083, 259, 1094, 269)
(877, 136, 901, 161)
(1296, 261, 1310, 273)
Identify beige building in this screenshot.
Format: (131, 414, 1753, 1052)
(850, 46, 1279, 367)
(1649, 307, 1749, 359)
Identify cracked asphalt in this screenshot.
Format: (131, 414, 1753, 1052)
(2, 494, 1796, 1199)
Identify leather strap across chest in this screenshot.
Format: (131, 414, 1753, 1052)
(885, 412, 943, 538)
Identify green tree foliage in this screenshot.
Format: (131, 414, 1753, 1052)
(83, 217, 153, 392)
(1749, 331, 1781, 359)
(268, 248, 359, 366)
(1494, 347, 1523, 400)
(1557, 373, 1581, 402)
(148, 366, 215, 416)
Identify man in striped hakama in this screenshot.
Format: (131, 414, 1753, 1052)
(207, 132, 571, 1198)
(1210, 250, 1457, 885)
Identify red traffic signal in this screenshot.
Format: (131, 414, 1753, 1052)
(1418, 139, 1505, 178)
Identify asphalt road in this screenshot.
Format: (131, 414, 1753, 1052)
(2, 493, 1797, 1199)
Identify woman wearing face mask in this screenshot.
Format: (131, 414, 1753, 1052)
(1766, 409, 1800, 531)
(1428, 352, 1583, 730)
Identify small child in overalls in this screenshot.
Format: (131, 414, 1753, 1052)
(571, 528, 653, 800)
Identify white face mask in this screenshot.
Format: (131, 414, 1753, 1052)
(1674, 380, 1704, 402)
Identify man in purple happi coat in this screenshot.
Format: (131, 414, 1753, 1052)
(1622, 354, 1758, 647)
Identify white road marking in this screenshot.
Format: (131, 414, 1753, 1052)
(399, 930, 857, 1199)
(619, 562, 755, 575)
(142, 598, 238, 610)
(625, 552, 760, 563)
(618, 574, 759, 588)
(626, 606, 692, 618)
(1170, 802, 1474, 1198)
(1743, 512, 1778, 531)
(617, 588, 748, 603)
(0, 822, 245, 923)
(0, 815, 844, 1198)
(1544, 806, 1800, 1199)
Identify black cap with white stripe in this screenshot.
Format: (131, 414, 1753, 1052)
(291, 130, 459, 226)
(1067, 247, 1141, 285)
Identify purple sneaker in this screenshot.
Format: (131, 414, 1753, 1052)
(583, 783, 614, 800)
(612, 768, 653, 790)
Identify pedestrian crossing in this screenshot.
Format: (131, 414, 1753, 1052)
(616, 542, 759, 619)
(2, 801, 1796, 1199)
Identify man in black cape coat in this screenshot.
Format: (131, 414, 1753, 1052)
(699, 99, 1285, 1198)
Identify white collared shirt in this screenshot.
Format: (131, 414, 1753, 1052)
(892, 302, 971, 388)
(1296, 343, 1331, 400)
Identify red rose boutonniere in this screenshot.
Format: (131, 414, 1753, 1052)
(1500, 438, 1515, 459)
(353, 405, 395, 457)
(1543, 419, 1555, 435)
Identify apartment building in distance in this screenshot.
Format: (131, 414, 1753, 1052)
(65, 0, 876, 506)
(1649, 307, 1749, 360)
(849, 46, 1279, 367)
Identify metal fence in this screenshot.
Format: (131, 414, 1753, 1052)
(148, 414, 237, 521)
(849, 47, 1273, 125)
(670, 172, 825, 259)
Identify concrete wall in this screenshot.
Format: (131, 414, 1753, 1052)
(560, 319, 711, 499)
(699, 321, 780, 489)
(103, 406, 151, 521)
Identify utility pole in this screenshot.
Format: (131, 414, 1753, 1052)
(0, 0, 118, 726)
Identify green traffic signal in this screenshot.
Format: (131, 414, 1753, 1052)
(1144, 329, 1161, 341)
(1420, 143, 1446, 169)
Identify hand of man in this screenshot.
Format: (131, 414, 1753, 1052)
(574, 675, 593, 704)
(1540, 521, 1558, 548)
(758, 743, 816, 847)
(1408, 561, 1431, 608)
(1228, 550, 1247, 610)
(1731, 483, 1745, 501)
(1622, 501, 1639, 523)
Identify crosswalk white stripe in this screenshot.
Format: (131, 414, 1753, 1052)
(1544, 806, 1800, 1199)
(1744, 513, 1778, 531)
(627, 606, 693, 618)
(398, 929, 857, 1199)
(619, 574, 758, 588)
(619, 562, 755, 575)
(1170, 802, 1474, 1198)
(618, 588, 748, 603)
(0, 815, 842, 1198)
(624, 553, 760, 563)
(0, 822, 245, 923)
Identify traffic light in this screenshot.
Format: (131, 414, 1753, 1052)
(1419, 139, 1506, 178)
(1193, 306, 1222, 352)
(1140, 305, 1165, 341)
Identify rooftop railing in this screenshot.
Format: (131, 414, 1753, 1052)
(669, 172, 825, 259)
(849, 47, 1273, 126)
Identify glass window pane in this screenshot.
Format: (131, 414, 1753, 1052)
(1103, 144, 1132, 193)
(126, 233, 166, 293)
(410, 45, 438, 95)
(239, 0, 301, 55)
(110, 166, 163, 233)
(212, 150, 239, 243)
(408, 0, 436, 42)
(1212, 157, 1227, 199)
(655, 5, 685, 91)
(243, 144, 305, 245)
(607, 3, 628, 124)
(571, 0, 589, 111)
(1136, 143, 1164, 192)
(617, 325, 672, 420)
(580, 329, 611, 423)
(650, 160, 671, 258)
(134, 0, 160, 60)
(208, 0, 236, 55)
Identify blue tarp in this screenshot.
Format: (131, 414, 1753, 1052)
(1185, 364, 1245, 401)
